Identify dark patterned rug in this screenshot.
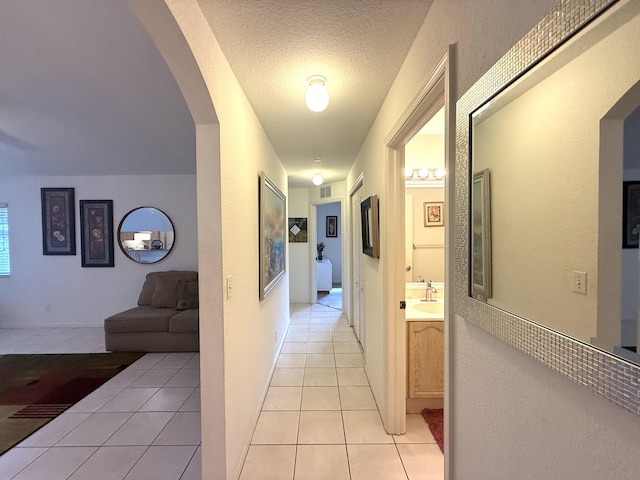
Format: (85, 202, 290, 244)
(0, 352, 144, 456)
(421, 408, 444, 453)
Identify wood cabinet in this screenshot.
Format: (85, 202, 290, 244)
(407, 321, 444, 399)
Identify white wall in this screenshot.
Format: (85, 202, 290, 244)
(348, 0, 640, 477)
(0, 174, 197, 328)
(316, 202, 342, 285)
(289, 188, 311, 303)
(162, 2, 290, 478)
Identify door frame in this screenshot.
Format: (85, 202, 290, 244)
(382, 47, 455, 474)
(348, 174, 365, 344)
(310, 198, 345, 308)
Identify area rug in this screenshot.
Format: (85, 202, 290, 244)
(0, 352, 144, 456)
(422, 408, 444, 453)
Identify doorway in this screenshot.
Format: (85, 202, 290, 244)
(382, 48, 454, 474)
(316, 201, 344, 310)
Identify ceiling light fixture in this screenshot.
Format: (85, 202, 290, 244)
(305, 75, 329, 112)
(312, 174, 324, 186)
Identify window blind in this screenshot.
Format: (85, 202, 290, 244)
(0, 203, 10, 276)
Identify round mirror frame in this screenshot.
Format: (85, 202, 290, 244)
(117, 207, 175, 264)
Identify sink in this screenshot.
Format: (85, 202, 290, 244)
(413, 302, 444, 315)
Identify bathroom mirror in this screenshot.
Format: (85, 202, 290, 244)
(118, 207, 175, 264)
(468, 0, 640, 365)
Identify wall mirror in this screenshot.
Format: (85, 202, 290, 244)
(118, 207, 175, 264)
(467, 0, 640, 366)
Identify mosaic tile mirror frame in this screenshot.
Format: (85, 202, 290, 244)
(455, 0, 640, 416)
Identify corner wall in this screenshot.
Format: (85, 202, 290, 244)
(350, 0, 640, 477)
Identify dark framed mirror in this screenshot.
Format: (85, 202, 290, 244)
(118, 207, 175, 264)
(360, 195, 380, 258)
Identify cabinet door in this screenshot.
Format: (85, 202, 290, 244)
(408, 321, 444, 399)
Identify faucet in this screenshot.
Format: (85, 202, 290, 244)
(424, 280, 437, 302)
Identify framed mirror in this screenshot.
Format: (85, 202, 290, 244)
(457, 0, 640, 416)
(118, 207, 175, 264)
(360, 195, 380, 258)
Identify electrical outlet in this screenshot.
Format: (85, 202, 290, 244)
(274, 330, 278, 343)
(572, 271, 587, 294)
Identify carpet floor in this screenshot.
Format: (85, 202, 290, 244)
(0, 352, 144, 456)
(422, 408, 444, 453)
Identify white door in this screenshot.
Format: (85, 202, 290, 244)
(351, 189, 363, 348)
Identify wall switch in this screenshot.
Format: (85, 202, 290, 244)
(226, 275, 233, 299)
(572, 271, 587, 294)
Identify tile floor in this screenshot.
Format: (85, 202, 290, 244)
(0, 303, 443, 480)
(0, 329, 201, 480)
(239, 303, 443, 480)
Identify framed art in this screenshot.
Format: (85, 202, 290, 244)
(423, 202, 444, 227)
(326, 215, 338, 237)
(360, 195, 380, 258)
(80, 200, 114, 267)
(288, 217, 308, 243)
(471, 169, 492, 300)
(259, 171, 286, 299)
(623, 181, 640, 248)
(41, 187, 76, 255)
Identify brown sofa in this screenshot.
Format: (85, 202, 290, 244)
(104, 270, 199, 352)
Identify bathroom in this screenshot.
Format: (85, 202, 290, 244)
(404, 107, 445, 413)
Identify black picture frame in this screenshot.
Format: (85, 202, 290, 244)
(623, 180, 640, 248)
(360, 195, 380, 258)
(326, 215, 338, 237)
(80, 200, 114, 267)
(41, 187, 76, 255)
(288, 217, 308, 243)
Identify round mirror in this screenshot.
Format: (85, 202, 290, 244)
(117, 207, 175, 264)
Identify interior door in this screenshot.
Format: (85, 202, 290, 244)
(351, 189, 362, 346)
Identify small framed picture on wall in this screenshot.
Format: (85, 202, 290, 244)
(423, 202, 444, 227)
(326, 215, 338, 237)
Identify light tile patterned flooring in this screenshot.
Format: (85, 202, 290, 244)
(0, 303, 443, 480)
(239, 303, 443, 480)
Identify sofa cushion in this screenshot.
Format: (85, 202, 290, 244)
(176, 279, 199, 310)
(151, 271, 198, 308)
(169, 309, 199, 333)
(137, 271, 163, 306)
(104, 306, 175, 333)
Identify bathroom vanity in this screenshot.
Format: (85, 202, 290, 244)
(407, 320, 444, 412)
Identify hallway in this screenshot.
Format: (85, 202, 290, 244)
(239, 303, 443, 480)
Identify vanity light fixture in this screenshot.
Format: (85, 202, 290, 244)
(305, 75, 329, 112)
(434, 168, 446, 178)
(312, 174, 324, 186)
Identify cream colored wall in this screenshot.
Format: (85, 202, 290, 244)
(406, 188, 445, 282)
(160, 2, 290, 478)
(349, 0, 640, 478)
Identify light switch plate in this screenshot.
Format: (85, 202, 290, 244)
(226, 275, 232, 299)
(572, 271, 587, 294)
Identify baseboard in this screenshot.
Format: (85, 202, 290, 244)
(406, 396, 444, 413)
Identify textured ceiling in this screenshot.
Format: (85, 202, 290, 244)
(0, 0, 433, 186)
(0, 0, 194, 178)
(196, 0, 433, 186)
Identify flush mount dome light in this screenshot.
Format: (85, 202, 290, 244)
(305, 75, 329, 112)
(312, 174, 324, 186)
